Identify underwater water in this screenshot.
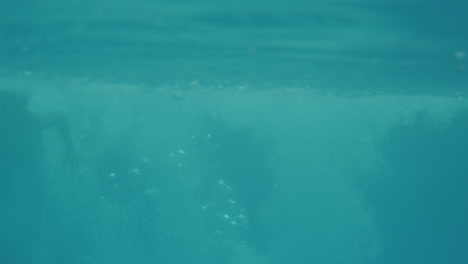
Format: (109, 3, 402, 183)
(0, 0, 467, 263)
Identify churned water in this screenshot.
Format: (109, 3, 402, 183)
(1, 0, 467, 263)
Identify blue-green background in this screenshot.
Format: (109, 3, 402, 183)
(0, 0, 467, 263)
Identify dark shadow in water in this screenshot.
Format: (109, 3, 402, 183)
(362, 110, 468, 264)
(0, 90, 44, 263)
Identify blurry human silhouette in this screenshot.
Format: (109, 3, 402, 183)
(192, 113, 275, 253)
(0, 89, 76, 263)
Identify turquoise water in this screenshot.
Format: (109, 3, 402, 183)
(1, 1, 467, 263)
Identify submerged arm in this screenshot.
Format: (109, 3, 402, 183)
(40, 113, 78, 173)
